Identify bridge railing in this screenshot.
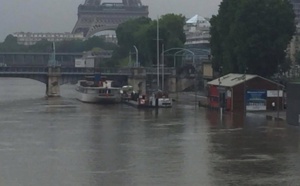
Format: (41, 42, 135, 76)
(0, 66, 47, 74)
(145, 67, 174, 75)
(0, 66, 174, 75)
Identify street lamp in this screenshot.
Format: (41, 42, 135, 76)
(173, 50, 184, 68)
(128, 46, 139, 67)
(162, 48, 199, 104)
(193, 54, 197, 104)
(133, 45, 139, 67)
(218, 66, 223, 118)
(243, 67, 248, 118)
(277, 65, 282, 119)
(161, 43, 165, 91)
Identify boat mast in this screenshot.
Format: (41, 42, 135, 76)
(157, 17, 160, 90)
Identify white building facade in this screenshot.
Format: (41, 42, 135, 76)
(13, 32, 84, 45)
(184, 15, 211, 50)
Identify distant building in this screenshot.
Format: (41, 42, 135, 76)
(100, 34, 118, 44)
(183, 15, 211, 65)
(290, 0, 300, 24)
(13, 32, 84, 45)
(184, 15, 210, 50)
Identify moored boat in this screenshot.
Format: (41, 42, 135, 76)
(76, 76, 121, 103)
(148, 90, 172, 108)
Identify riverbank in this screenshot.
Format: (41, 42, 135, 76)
(170, 91, 287, 122)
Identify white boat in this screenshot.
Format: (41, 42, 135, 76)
(148, 90, 172, 108)
(76, 76, 121, 103)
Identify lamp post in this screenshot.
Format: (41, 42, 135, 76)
(243, 67, 248, 119)
(133, 45, 139, 67)
(193, 55, 197, 104)
(157, 17, 160, 90)
(128, 51, 132, 67)
(277, 65, 281, 119)
(219, 66, 223, 119)
(162, 43, 165, 91)
(173, 50, 183, 68)
(162, 48, 196, 99)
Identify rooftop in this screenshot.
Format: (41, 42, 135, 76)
(186, 15, 210, 27)
(207, 73, 257, 87)
(208, 73, 284, 88)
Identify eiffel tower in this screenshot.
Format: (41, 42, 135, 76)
(72, 0, 149, 38)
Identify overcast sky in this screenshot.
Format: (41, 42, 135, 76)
(0, 0, 222, 41)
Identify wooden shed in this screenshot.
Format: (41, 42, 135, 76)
(207, 73, 284, 112)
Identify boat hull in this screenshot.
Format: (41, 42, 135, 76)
(76, 91, 121, 103)
(75, 82, 121, 104)
(146, 97, 173, 108)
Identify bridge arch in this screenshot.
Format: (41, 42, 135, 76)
(0, 78, 47, 99)
(0, 75, 48, 84)
(86, 25, 119, 38)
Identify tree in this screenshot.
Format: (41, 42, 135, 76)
(115, 16, 152, 63)
(115, 14, 186, 67)
(210, 0, 295, 77)
(56, 40, 84, 53)
(28, 39, 52, 52)
(0, 35, 25, 52)
(295, 51, 300, 65)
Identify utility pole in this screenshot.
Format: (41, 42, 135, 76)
(219, 66, 223, 119)
(156, 17, 160, 90)
(133, 45, 139, 67)
(277, 65, 281, 119)
(129, 51, 132, 67)
(162, 43, 164, 91)
(243, 67, 248, 120)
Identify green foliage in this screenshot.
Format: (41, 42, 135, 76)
(0, 35, 25, 52)
(115, 14, 186, 67)
(28, 39, 52, 52)
(295, 51, 300, 65)
(56, 40, 84, 53)
(210, 0, 296, 77)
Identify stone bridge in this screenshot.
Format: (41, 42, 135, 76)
(0, 66, 181, 96)
(0, 65, 208, 95)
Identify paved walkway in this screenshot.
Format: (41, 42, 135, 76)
(258, 111, 286, 121)
(170, 92, 287, 121)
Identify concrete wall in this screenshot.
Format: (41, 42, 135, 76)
(128, 68, 146, 95)
(166, 69, 177, 93)
(47, 67, 61, 97)
(287, 83, 300, 126)
(177, 78, 195, 92)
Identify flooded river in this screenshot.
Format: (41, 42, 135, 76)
(0, 78, 300, 186)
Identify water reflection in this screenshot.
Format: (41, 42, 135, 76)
(205, 109, 300, 186)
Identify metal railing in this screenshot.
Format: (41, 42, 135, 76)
(0, 67, 174, 76)
(0, 67, 47, 74)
